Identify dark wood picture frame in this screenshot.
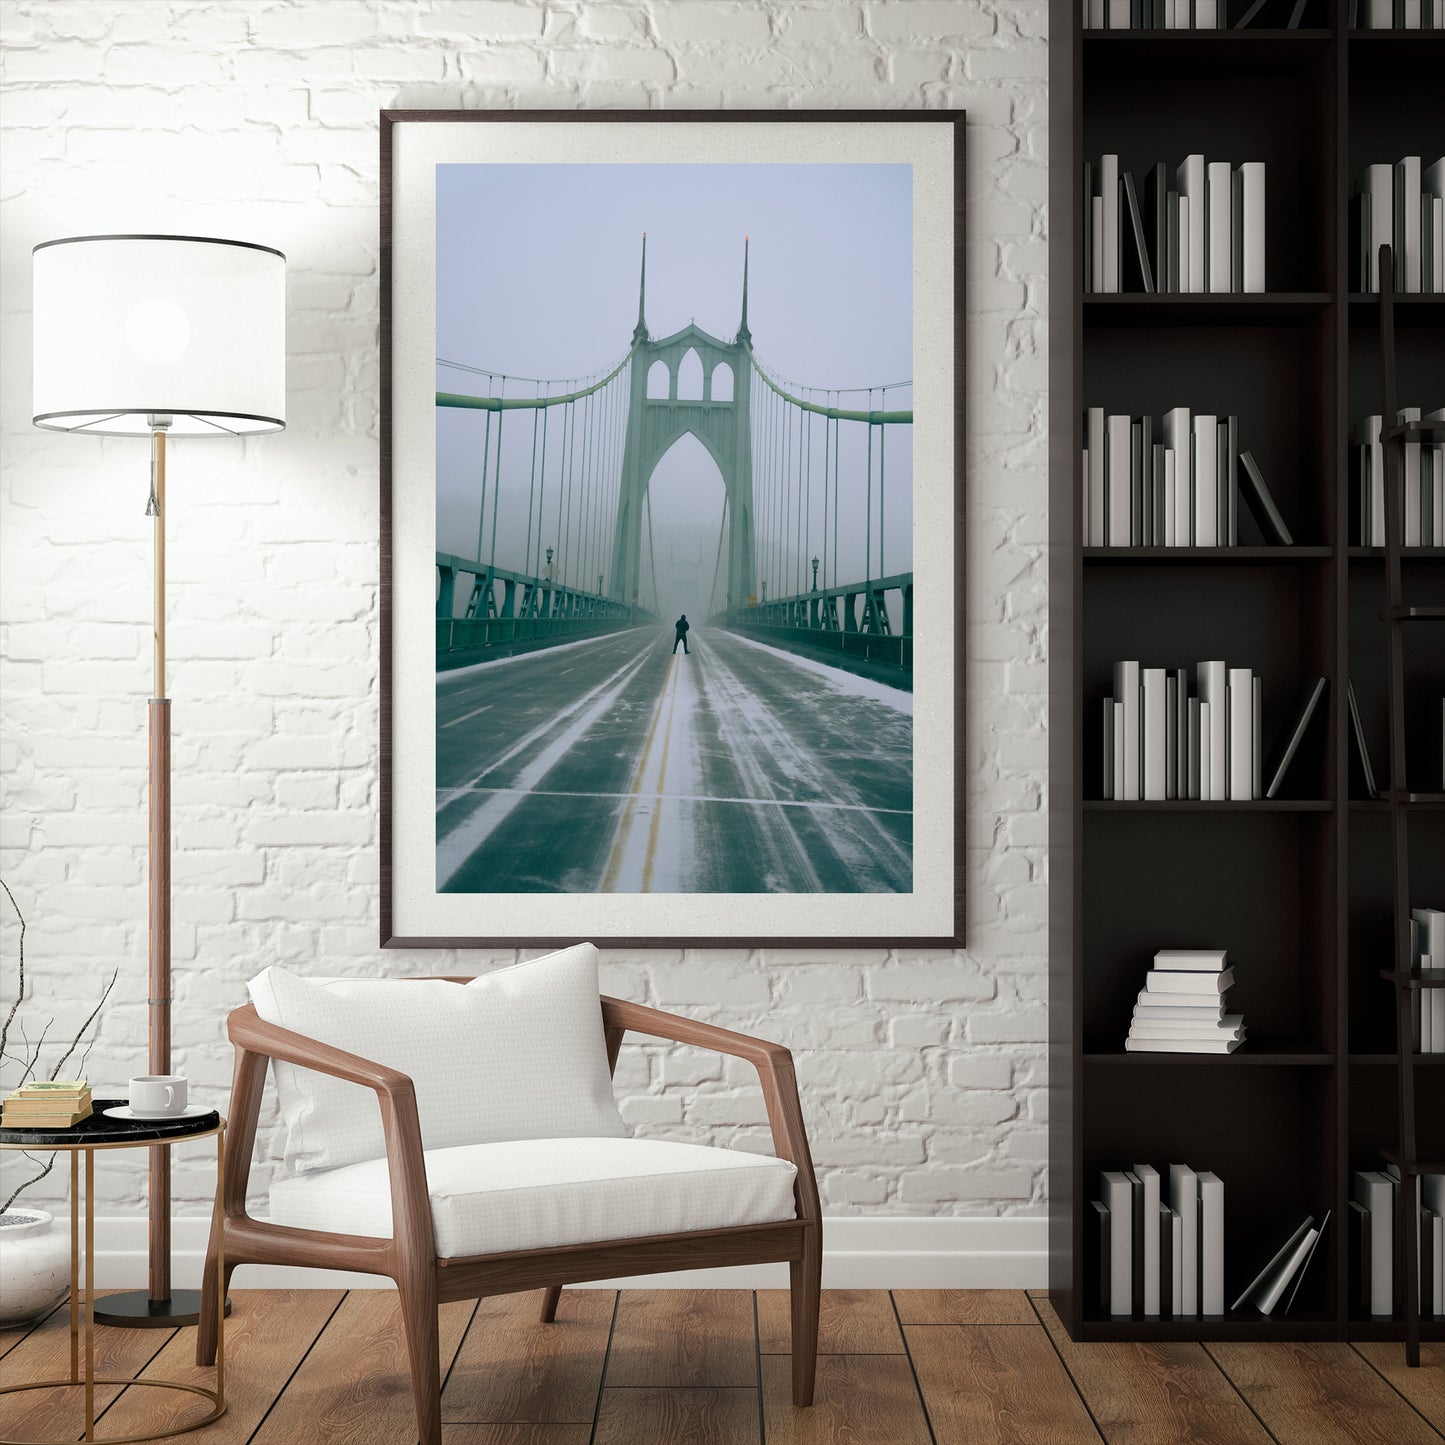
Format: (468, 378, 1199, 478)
(380, 109, 966, 950)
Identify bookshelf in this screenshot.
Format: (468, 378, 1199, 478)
(1048, 0, 1445, 1343)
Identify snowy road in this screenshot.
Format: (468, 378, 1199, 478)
(435, 627, 913, 894)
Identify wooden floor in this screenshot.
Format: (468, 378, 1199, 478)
(2, 1288, 1442, 1444)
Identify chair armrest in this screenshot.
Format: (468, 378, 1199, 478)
(224, 1004, 434, 1264)
(599, 997, 820, 1225)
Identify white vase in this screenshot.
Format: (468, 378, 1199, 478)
(0, 1208, 70, 1325)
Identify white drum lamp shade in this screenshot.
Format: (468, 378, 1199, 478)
(32, 234, 286, 436)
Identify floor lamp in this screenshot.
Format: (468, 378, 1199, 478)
(31, 234, 286, 1325)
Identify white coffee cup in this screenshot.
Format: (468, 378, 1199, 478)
(129, 1075, 187, 1116)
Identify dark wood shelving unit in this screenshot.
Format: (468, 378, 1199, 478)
(1049, 0, 1445, 1346)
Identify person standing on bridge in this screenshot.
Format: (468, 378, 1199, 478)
(673, 614, 691, 655)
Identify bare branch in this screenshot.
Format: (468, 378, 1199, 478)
(48, 968, 118, 1081)
(0, 879, 26, 1071)
(2, 1151, 56, 1215)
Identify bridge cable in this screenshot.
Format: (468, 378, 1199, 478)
(487, 378, 506, 581)
(879, 385, 887, 583)
(865, 387, 875, 594)
(805, 396, 813, 603)
(782, 385, 794, 599)
(831, 400, 840, 592)
(644, 486, 659, 615)
(707, 490, 729, 618)
(523, 384, 544, 601)
(474, 380, 493, 570)
(533, 381, 555, 589)
(575, 389, 594, 592)
(795, 390, 806, 596)
(821, 391, 831, 601)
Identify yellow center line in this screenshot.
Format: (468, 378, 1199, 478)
(440, 703, 493, 730)
(639, 662, 682, 893)
(600, 653, 678, 892)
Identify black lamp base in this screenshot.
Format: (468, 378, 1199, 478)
(92, 1289, 231, 1329)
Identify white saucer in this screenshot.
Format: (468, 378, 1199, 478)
(103, 1104, 211, 1122)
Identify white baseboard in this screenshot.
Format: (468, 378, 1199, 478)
(89, 1215, 1047, 1292)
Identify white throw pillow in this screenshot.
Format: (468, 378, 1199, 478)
(247, 943, 628, 1175)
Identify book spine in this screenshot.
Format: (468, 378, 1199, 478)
(1104, 1172, 1133, 1316)
(1193, 415, 1219, 546)
(1365, 163, 1394, 291)
(1166, 672, 1179, 800)
(1402, 406, 1422, 546)
(1396, 156, 1422, 292)
(1207, 160, 1232, 293)
(1131, 419, 1144, 547)
(1199, 1173, 1225, 1317)
(1113, 700, 1127, 801)
(1170, 1164, 1198, 1317)
(1103, 697, 1116, 800)
(1107, 414, 1132, 547)
(1101, 154, 1121, 294)
(1226, 415, 1239, 546)
(1178, 155, 1205, 294)
(1115, 660, 1142, 800)
(1092, 196, 1105, 293)
(1143, 667, 1168, 801)
(1188, 697, 1201, 800)
(1164, 407, 1192, 545)
(1198, 661, 1228, 801)
(1138, 1166, 1162, 1317)
(1239, 162, 1266, 293)
(1229, 667, 1255, 801)
(1253, 674, 1263, 800)
(1088, 407, 1106, 547)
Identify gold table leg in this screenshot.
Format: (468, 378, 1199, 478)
(85, 1147, 94, 1442)
(68, 1152, 79, 1385)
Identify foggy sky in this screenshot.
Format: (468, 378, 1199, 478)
(436, 163, 913, 619)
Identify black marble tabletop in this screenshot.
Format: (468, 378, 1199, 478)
(0, 1099, 221, 1148)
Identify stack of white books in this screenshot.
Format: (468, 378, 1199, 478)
(1353, 1166, 1445, 1319)
(1354, 406, 1445, 547)
(1355, 156, 1445, 292)
(1126, 949, 1244, 1054)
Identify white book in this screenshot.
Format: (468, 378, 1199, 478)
(1101, 154, 1121, 294)
(1154, 949, 1229, 971)
(1198, 1173, 1225, 1316)
(1114, 660, 1141, 800)
(1137, 1164, 1162, 1316)
(1424, 1176, 1445, 1313)
(1197, 661, 1228, 800)
(1102, 1171, 1133, 1316)
(1107, 414, 1132, 547)
(1198, 701, 1212, 800)
(1163, 408, 1193, 545)
(1127, 1037, 1242, 1054)
(1402, 0, 1423, 26)
(1129, 1019, 1244, 1039)
(1092, 196, 1105, 293)
(1170, 1164, 1199, 1317)
(1435, 196, 1445, 296)
(1163, 449, 1178, 547)
(1087, 407, 1106, 545)
(1253, 675, 1263, 800)
(1170, 1209, 1184, 1318)
(1108, 0, 1130, 27)
(1145, 966, 1236, 995)
(1193, 416, 1219, 546)
(1143, 668, 1168, 800)
(1136, 997, 1228, 1015)
(1360, 164, 1394, 291)
(1113, 701, 1126, 801)
(1228, 667, 1255, 800)
(1397, 157, 1422, 293)
(1355, 1170, 1394, 1316)
(1365, 0, 1393, 26)
(1177, 156, 1206, 293)
(1207, 160, 1232, 293)
(1196, 0, 1219, 24)
(1401, 406, 1423, 546)
(1238, 162, 1266, 293)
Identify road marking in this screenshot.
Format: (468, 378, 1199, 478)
(434, 785, 912, 818)
(436, 643, 652, 812)
(600, 652, 679, 893)
(437, 651, 653, 889)
(440, 704, 492, 729)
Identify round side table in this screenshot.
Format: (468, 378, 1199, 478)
(0, 1102, 226, 1445)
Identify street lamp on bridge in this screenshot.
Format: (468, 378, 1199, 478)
(811, 556, 819, 591)
(545, 545, 553, 581)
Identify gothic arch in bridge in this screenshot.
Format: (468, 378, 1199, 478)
(610, 240, 757, 610)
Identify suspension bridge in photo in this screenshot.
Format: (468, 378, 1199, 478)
(434, 239, 916, 896)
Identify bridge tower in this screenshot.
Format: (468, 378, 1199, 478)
(610, 237, 757, 610)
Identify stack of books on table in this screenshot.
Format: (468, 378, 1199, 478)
(1354, 406, 1445, 547)
(1, 1079, 93, 1129)
(1353, 1166, 1445, 1318)
(1354, 156, 1445, 292)
(1084, 154, 1265, 294)
(1095, 1163, 1225, 1318)
(1412, 906, 1445, 1052)
(1082, 407, 1295, 547)
(1127, 949, 1244, 1054)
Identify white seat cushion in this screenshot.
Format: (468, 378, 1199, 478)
(248, 944, 627, 1175)
(267, 1137, 799, 1258)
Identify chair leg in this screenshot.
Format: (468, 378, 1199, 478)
(539, 1285, 562, 1322)
(395, 1264, 442, 1445)
(195, 1228, 235, 1366)
(789, 1232, 821, 1408)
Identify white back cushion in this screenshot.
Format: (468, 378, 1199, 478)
(248, 943, 628, 1175)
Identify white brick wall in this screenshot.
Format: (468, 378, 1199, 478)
(0, 0, 1048, 1221)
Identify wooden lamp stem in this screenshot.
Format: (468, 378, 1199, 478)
(148, 424, 172, 1304)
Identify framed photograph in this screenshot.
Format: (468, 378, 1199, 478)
(381, 110, 964, 949)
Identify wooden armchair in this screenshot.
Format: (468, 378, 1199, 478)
(197, 988, 821, 1445)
